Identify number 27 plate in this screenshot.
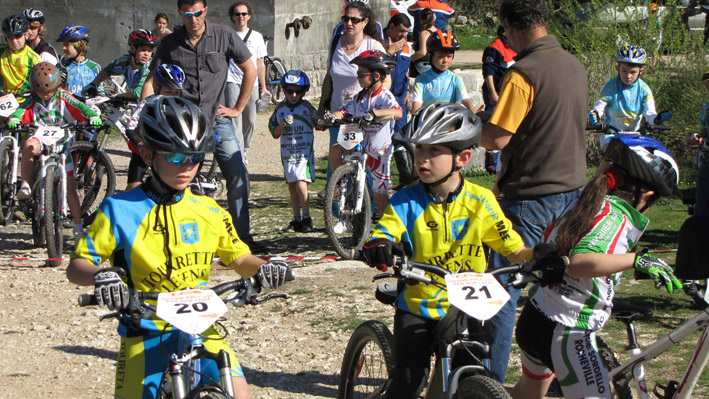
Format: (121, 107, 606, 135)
(445, 273, 510, 321)
(156, 289, 228, 335)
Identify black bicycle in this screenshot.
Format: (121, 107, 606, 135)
(263, 36, 287, 104)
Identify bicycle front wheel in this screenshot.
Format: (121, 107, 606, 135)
(454, 375, 511, 399)
(324, 163, 372, 259)
(44, 167, 64, 267)
(0, 140, 14, 225)
(70, 141, 116, 222)
(267, 57, 286, 104)
(596, 337, 632, 399)
(31, 179, 45, 247)
(338, 320, 395, 399)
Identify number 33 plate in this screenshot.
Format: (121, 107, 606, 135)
(156, 289, 228, 335)
(445, 273, 510, 321)
(337, 124, 364, 150)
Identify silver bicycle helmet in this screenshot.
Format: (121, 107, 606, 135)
(616, 45, 647, 65)
(138, 96, 215, 154)
(405, 103, 481, 151)
(23, 8, 44, 24)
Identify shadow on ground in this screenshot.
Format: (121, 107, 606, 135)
(244, 367, 338, 397)
(53, 345, 118, 361)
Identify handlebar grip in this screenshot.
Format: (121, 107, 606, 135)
(78, 294, 97, 307)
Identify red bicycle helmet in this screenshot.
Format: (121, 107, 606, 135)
(128, 29, 157, 47)
(349, 50, 396, 76)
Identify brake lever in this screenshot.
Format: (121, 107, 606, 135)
(372, 272, 396, 281)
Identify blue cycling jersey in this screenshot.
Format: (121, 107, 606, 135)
(591, 76, 657, 132)
(411, 69, 470, 107)
(62, 59, 102, 97)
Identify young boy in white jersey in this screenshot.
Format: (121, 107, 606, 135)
(410, 30, 476, 113)
(324, 50, 402, 219)
(268, 70, 318, 233)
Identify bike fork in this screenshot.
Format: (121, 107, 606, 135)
(354, 154, 368, 212)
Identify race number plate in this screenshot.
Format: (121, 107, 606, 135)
(337, 124, 364, 150)
(445, 273, 510, 321)
(0, 93, 19, 117)
(156, 289, 228, 335)
(34, 126, 67, 146)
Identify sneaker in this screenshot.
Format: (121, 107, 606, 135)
(333, 219, 350, 234)
(286, 219, 303, 232)
(16, 185, 31, 200)
(301, 217, 313, 233)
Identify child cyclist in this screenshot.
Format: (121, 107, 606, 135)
(124, 64, 186, 191)
(360, 103, 533, 398)
(323, 50, 402, 221)
(511, 135, 683, 399)
(588, 45, 672, 150)
(410, 30, 476, 113)
(22, 8, 59, 64)
(83, 29, 156, 100)
(9, 62, 102, 240)
(67, 96, 291, 399)
(56, 26, 101, 97)
(0, 14, 41, 99)
(268, 70, 318, 233)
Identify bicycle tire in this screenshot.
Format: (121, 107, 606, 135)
(596, 337, 633, 399)
(186, 386, 228, 399)
(454, 375, 511, 399)
(267, 57, 286, 104)
(392, 139, 416, 191)
(325, 163, 372, 260)
(44, 167, 64, 267)
(338, 320, 395, 399)
(0, 140, 14, 225)
(31, 178, 45, 247)
(69, 141, 116, 222)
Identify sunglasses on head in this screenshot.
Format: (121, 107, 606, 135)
(232, 12, 249, 17)
(341, 16, 365, 24)
(180, 7, 207, 18)
(284, 88, 305, 95)
(160, 152, 205, 165)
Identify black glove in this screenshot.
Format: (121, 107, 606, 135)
(257, 261, 291, 290)
(93, 267, 129, 310)
(81, 83, 98, 99)
(361, 238, 396, 272)
(532, 243, 569, 287)
(322, 110, 337, 125)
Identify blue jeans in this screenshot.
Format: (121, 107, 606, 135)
(695, 150, 709, 216)
(326, 126, 338, 181)
(213, 117, 252, 242)
(485, 189, 581, 383)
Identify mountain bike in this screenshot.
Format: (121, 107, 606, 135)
(78, 271, 294, 399)
(189, 153, 223, 198)
(595, 295, 709, 399)
(338, 254, 544, 399)
(263, 36, 287, 104)
(585, 121, 672, 165)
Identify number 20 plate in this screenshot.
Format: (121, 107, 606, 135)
(337, 124, 364, 150)
(156, 289, 228, 335)
(445, 273, 510, 321)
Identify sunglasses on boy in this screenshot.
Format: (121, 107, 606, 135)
(180, 7, 207, 18)
(341, 16, 365, 24)
(284, 88, 305, 95)
(160, 152, 205, 165)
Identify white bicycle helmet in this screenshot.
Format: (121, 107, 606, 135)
(616, 45, 647, 65)
(23, 8, 44, 24)
(404, 103, 481, 151)
(344, 0, 369, 4)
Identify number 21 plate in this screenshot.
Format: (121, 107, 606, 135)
(156, 289, 228, 335)
(445, 273, 510, 321)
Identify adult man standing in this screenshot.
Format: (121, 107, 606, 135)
(480, 0, 588, 384)
(142, 0, 259, 249)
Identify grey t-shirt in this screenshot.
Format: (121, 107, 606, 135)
(151, 22, 252, 120)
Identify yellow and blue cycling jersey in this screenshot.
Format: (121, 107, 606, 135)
(0, 45, 41, 96)
(369, 179, 524, 320)
(71, 185, 251, 336)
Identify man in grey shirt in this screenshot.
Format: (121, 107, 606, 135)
(142, 0, 259, 248)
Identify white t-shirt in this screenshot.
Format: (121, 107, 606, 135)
(341, 85, 400, 155)
(327, 35, 385, 112)
(227, 29, 267, 87)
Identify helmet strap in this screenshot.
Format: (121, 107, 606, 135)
(425, 152, 460, 188)
(144, 165, 185, 205)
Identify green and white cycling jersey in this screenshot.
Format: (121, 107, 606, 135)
(103, 54, 151, 99)
(530, 195, 649, 331)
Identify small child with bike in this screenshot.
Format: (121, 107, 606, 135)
(360, 103, 533, 398)
(9, 62, 102, 240)
(67, 96, 291, 399)
(82, 29, 156, 100)
(124, 64, 186, 191)
(588, 45, 672, 150)
(511, 135, 683, 399)
(56, 26, 102, 98)
(0, 14, 41, 99)
(268, 70, 318, 233)
(323, 50, 402, 220)
(410, 30, 476, 113)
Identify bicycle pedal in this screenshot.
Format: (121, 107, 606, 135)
(652, 380, 679, 399)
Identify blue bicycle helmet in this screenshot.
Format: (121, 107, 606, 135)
(604, 134, 679, 197)
(57, 25, 90, 42)
(616, 45, 647, 65)
(280, 70, 310, 91)
(155, 64, 187, 90)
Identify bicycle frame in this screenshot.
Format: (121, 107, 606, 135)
(607, 308, 709, 399)
(339, 149, 369, 215)
(37, 146, 69, 221)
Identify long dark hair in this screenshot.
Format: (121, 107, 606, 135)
(345, 1, 382, 43)
(421, 8, 435, 29)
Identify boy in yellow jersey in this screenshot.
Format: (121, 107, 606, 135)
(67, 96, 290, 399)
(0, 14, 41, 98)
(360, 103, 533, 398)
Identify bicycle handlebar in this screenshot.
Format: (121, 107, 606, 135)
(585, 122, 672, 135)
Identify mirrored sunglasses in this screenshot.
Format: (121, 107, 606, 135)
(160, 152, 205, 165)
(180, 7, 206, 18)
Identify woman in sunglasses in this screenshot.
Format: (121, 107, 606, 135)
(225, 0, 267, 164)
(318, 0, 388, 183)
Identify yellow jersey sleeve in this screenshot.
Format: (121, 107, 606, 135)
(488, 70, 535, 134)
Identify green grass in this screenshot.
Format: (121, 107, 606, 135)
(451, 24, 496, 51)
